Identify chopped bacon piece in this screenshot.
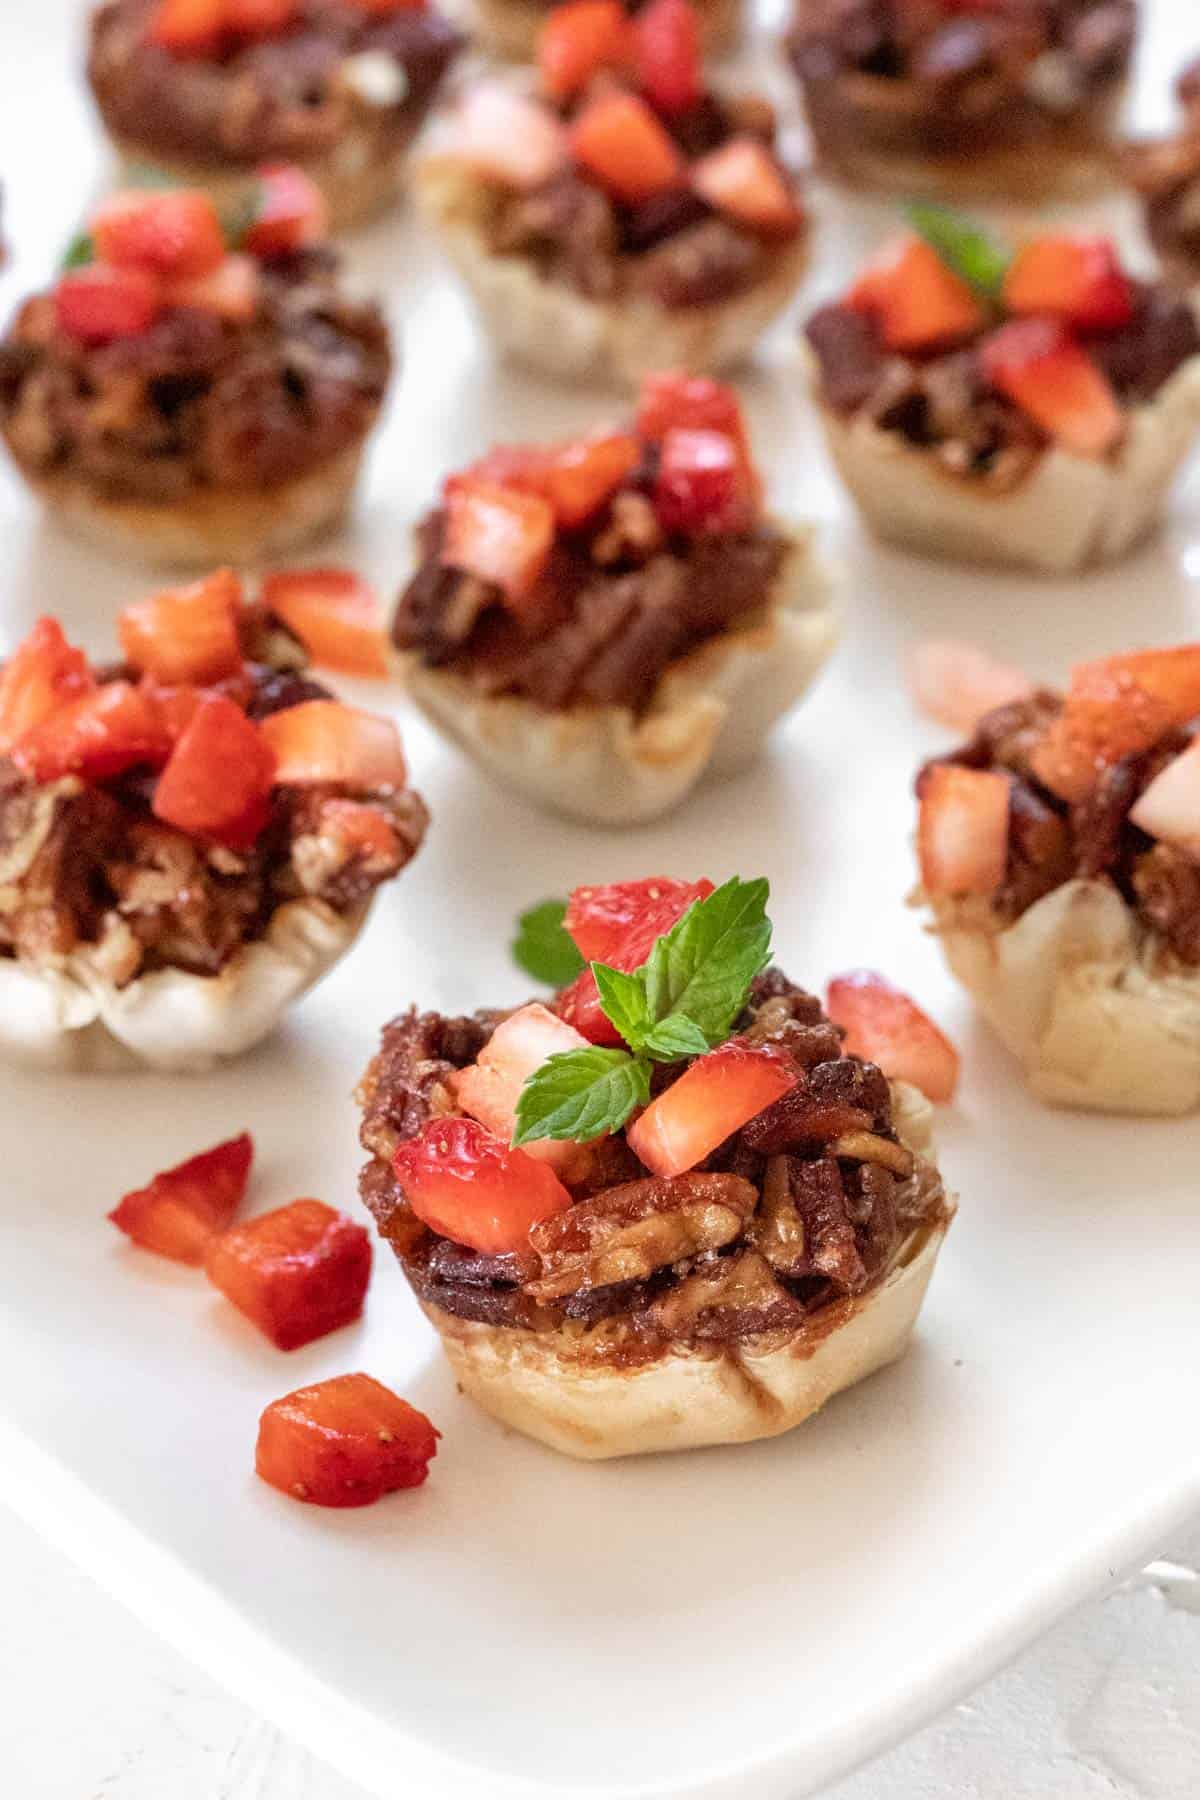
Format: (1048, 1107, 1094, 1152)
(826, 972, 959, 1104)
(538, 0, 632, 100)
(633, 0, 701, 117)
(1030, 647, 1200, 801)
(451, 1003, 591, 1175)
(165, 253, 260, 321)
(12, 681, 169, 782)
(980, 319, 1122, 458)
(559, 876, 713, 1044)
(393, 1117, 572, 1254)
(846, 235, 986, 353)
(570, 91, 685, 203)
(258, 700, 407, 790)
(906, 639, 1034, 733)
(0, 617, 93, 753)
(54, 266, 161, 346)
(205, 1199, 372, 1350)
(442, 479, 555, 607)
(147, 0, 226, 56)
(452, 82, 568, 191)
(261, 568, 387, 677)
(118, 568, 243, 685)
(109, 1133, 253, 1265)
(917, 763, 1011, 896)
(256, 1374, 438, 1507)
(1003, 234, 1134, 332)
(1129, 738, 1200, 857)
(626, 1041, 797, 1176)
(243, 164, 328, 259)
(152, 694, 276, 847)
(691, 138, 802, 235)
(653, 426, 757, 536)
(92, 188, 226, 281)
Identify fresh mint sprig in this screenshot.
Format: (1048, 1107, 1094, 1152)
(513, 877, 772, 1146)
(904, 202, 1009, 301)
(511, 898, 585, 987)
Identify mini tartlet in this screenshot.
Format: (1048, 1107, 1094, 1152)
(391, 373, 838, 825)
(468, 0, 743, 62)
(357, 877, 954, 1460)
(914, 646, 1200, 1114)
(87, 0, 463, 229)
(0, 569, 427, 1071)
(1124, 57, 1200, 289)
(0, 176, 391, 568)
(416, 0, 808, 385)
(802, 214, 1200, 573)
(786, 0, 1136, 200)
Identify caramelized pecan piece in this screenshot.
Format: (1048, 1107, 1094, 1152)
(787, 1157, 867, 1294)
(748, 1154, 808, 1276)
(526, 1172, 756, 1301)
(640, 1249, 803, 1341)
(739, 1073, 874, 1152)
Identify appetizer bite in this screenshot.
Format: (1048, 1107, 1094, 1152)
(786, 0, 1136, 200)
(416, 0, 808, 385)
(803, 211, 1200, 572)
(914, 645, 1200, 1114)
(469, 0, 744, 62)
(1125, 56, 1200, 289)
(0, 177, 391, 568)
(0, 571, 427, 1071)
(87, 0, 463, 229)
(392, 374, 838, 824)
(358, 877, 954, 1460)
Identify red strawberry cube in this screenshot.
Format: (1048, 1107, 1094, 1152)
(244, 163, 329, 259)
(559, 876, 714, 1044)
(147, 0, 227, 55)
(442, 478, 555, 606)
(538, 0, 632, 100)
(847, 235, 985, 353)
(165, 252, 260, 321)
(905, 639, 1033, 733)
(261, 568, 387, 677)
(633, 0, 701, 117)
(393, 1117, 572, 1254)
(980, 318, 1122, 458)
(0, 617, 93, 754)
(257, 699, 407, 790)
(119, 568, 243, 685)
(54, 266, 161, 347)
(543, 432, 641, 528)
(205, 1199, 372, 1351)
(569, 91, 685, 203)
(451, 1003, 591, 1173)
(12, 681, 170, 783)
(653, 426, 757, 536)
(453, 82, 568, 191)
(109, 1133, 254, 1265)
(691, 138, 803, 235)
(226, 0, 297, 35)
(92, 188, 227, 280)
(152, 693, 276, 847)
(825, 972, 959, 1104)
(256, 1374, 439, 1507)
(1029, 646, 1200, 801)
(626, 1041, 797, 1175)
(636, 372, 749, 450)
(1003, 233, 1134, 332)
(917, 763, 1011, 897)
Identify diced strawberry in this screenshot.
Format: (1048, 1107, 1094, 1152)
(1129, 737, 1200, 856)
(144, 681, 207, 743)
(92, 188, 226, 280)
(636, 372, 749, 452)
(109, 1133, 253, 1265)
(261, 568, 387, 677)
(0, 617, 94, 754)
(256, 1374, 439, 1507)
(560, 876, 713, 1044)
(152, 694, 276, 847)
(12, 681, 170, 782)
(1088, 647, 1200, 722)
(165, 253, 260, 321)
(205, 1199, 372, 1350)
(226, 0, 296, 34)
(257, 699, 407, 790)
(441, 479, 555, 607)
(980, 318, 1122, 458)
(626, 1041, 797, 1176)
(1030, 646, 1200, 800)
(846, 235, 986, 353)
(452, 82, 568, 191)
(244, 163, 328, 259)
(633, 0, 701, 118)
(147, 0, 226, 55)
(54, 266, 161, 347)
(451, 1003, 591, 1174)
(543, 432, 641, 527)
(348, 0, 428, 12)
(691, 137, 803, 235)
(917, 763, 1011, 896)
(118, 568, 243, 685)
(456, 443, 553, 496)
(569, 91, 685, 203)
(556, 971, 623, 1045)
(393, 1117, 573, 1255)
(906, 639, 1034, 733)
(825, 971, 959, 1104)
(1003, 233, 1134, 332)
(538, 0, 632, 101)
(653, 427, 757, 536)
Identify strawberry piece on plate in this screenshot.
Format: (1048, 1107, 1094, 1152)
(152, 693, 276, 847)
(847, 235, 986, 353)
(543, 432, 641, 528)
(54, 265, 161, 346)
(980, 319, 1123, 458)
(1129, 738, 1200, 857)
(633, 0, 701, 118)
(205, 1199, 372, 1350)
(243, 163, 328, 259)
(109, 1132, 254, 1265)
(0, 617, 93, 754)
(165, 253, 260, 321)
(452, 82, 568, 191)
(627, 1041, 797, 1176)
(442, 478, 555, 606)
(12, 681, 170, 782)
(393, 1117, 573, 1254)
(825, 971, 959, 1104)
(570, 91, 685, 203)
(653, 426, 757, 536)
(451, 1003, 591, 1174)
(147, 0, 226, 55)
(691, 138, 802, 234)
(1003, 233, 1134, 332)
(538, 0, 631, 100)
(118, 568, 243, 685)
(261, 568, 388, 676)
(559, 876, 714, 1044)
(917, 763, 1011, 896)
(1030, 647, 1200, 801)
(92, 188, 227, 280)
(906, 639, 1034, 733)
(258, 700, 407, 790)
(256, 1374, 439, 1507)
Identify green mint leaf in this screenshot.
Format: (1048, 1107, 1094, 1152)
(511, 898, 584, 987)
(641, 876, 772, 1046)
(61, 232, 94, 271)
(640, 1014, 712, 1061)
(513, 1047, 650, 1145)
(124, 164, 181, 189)
(904, 202, 1009, 300)
(220, 180, 265, 251)
(591, 962, 650, 1048)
